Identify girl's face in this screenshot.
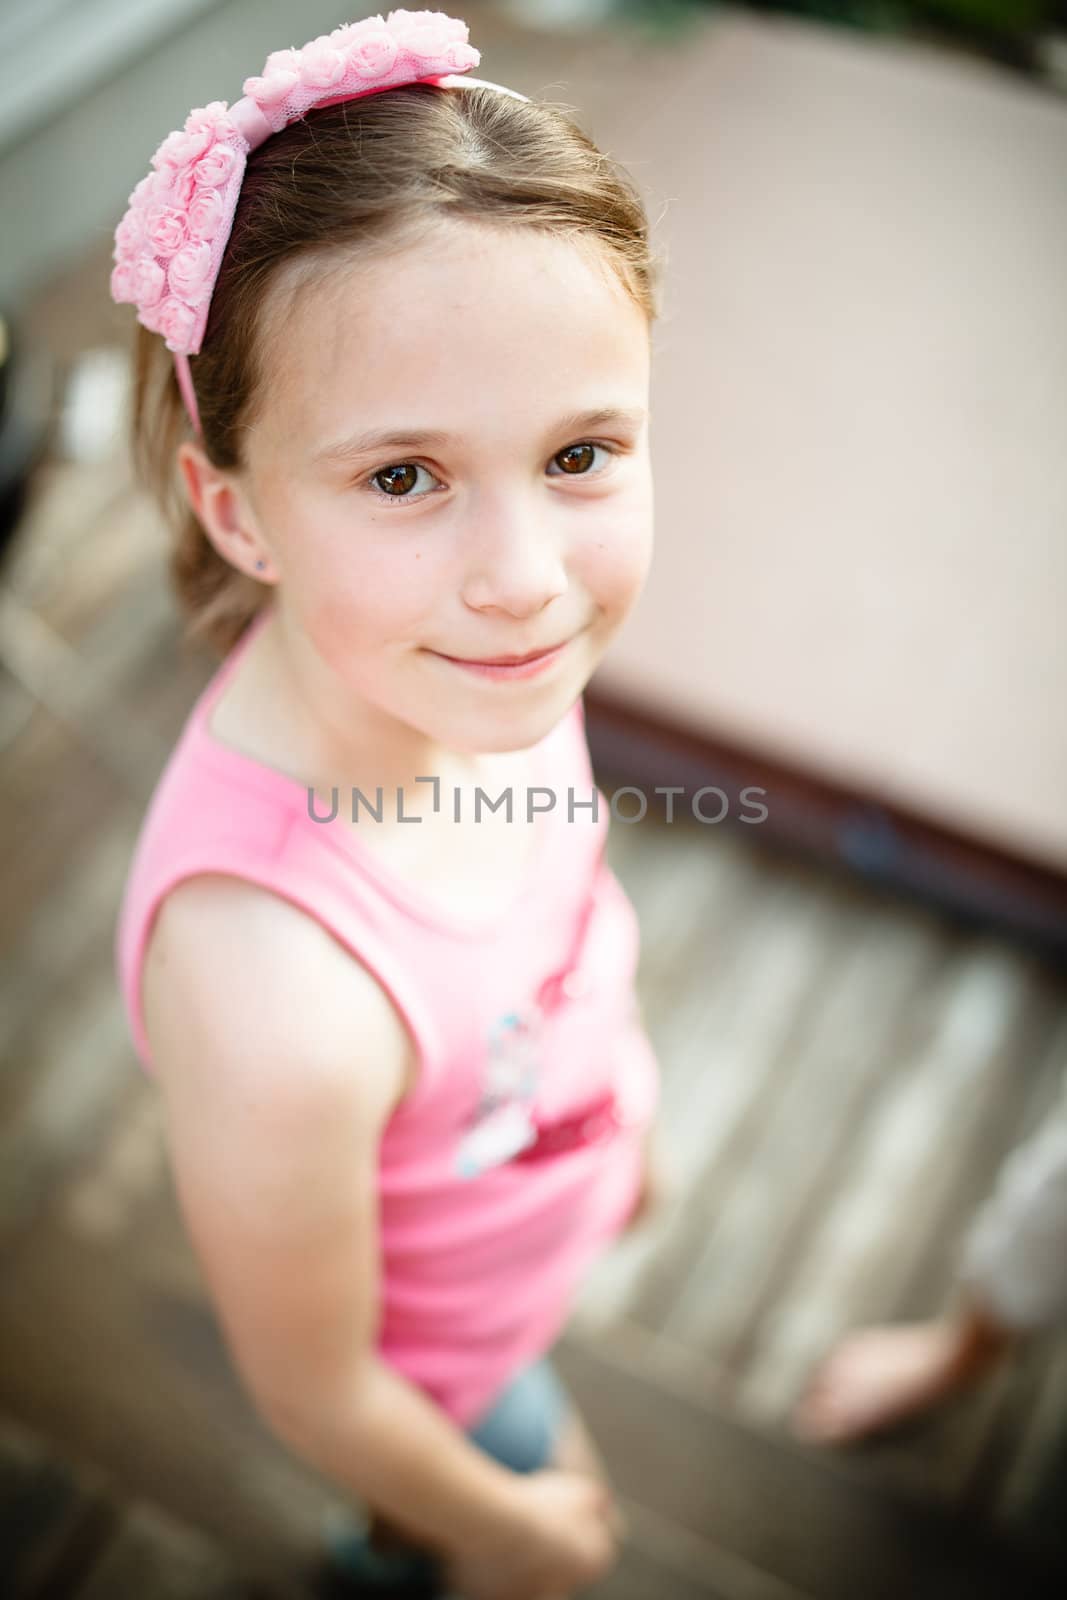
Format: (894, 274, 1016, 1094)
(228, 220, 653, 760)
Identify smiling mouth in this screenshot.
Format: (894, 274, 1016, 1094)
(437, 640, 570, 666)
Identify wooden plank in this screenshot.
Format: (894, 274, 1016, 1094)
(588, 1540, 731, 1600)
(0, 1414, 116, 1600)
(660, 903, 949, 1361)
(0, 808, 140, 1071)
(590, 1497, 810, 1600)
(781, 1010, 1067, 1524)
(0, 659, 36, 752)
(71, 1500, 257, 1600)
(735, 985, 1067, 1510)
(993, 1339, 1067, 1573)
(898, 998, 1067, 1328)
(29, 492, 164, 660)
(587, 862, 878, 1341)
(0, 698, 132, 964)
(0, 588, 174, 791)
(0, 1210, 347, 1597)
(0, 943, 132, 1249)
(553, 1332, 1065, 1600)
(727, 944, 1050, 1425)
(56, 1076, 165, 1247)
(4, 456, 135, 612)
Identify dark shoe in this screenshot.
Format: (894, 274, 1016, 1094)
(315, 1507, 444, 1598)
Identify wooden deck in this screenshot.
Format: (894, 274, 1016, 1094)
(3, 225, 1067, 1600)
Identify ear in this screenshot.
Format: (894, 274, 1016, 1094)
(176, 441, 274, 582)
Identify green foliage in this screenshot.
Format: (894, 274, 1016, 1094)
(918, 0, 1048, 30)
(620, 0, 1054, 36)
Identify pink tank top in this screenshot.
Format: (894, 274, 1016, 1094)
(115, 606, 660, 1426)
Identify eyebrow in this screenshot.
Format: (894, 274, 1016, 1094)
(311, 406, 648, 466)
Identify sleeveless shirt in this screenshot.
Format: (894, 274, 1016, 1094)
(115, 605, 660, 1426)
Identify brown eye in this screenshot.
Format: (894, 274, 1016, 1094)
(374, 463, 421, 497)
(555, 443, 597, 475)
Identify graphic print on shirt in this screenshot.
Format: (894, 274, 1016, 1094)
(454, 1007, 543, 1179)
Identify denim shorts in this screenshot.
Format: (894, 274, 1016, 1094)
(321, 1356, 571, 1591)
(464, 1354, 570, 1473)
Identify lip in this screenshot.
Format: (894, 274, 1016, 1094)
(462, 643, 566, 666)
(431, 637, 572, 681)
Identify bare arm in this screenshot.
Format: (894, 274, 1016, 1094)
(142, 876, 618, 1589)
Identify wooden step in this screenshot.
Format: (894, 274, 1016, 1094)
(0, 1413, 115, 1599)
(0, 1413, 273, 1599)
(554, 1331, 1066, 1600)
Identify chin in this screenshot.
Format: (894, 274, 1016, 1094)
(451, 686, 584, 754)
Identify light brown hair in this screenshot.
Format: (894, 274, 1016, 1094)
(129, 83, 664, 658)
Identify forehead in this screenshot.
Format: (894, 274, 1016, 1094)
(258, 222, 649, 460)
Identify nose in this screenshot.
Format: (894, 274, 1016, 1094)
(460, 491, 568, 619)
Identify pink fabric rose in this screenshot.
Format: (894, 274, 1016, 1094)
(298, 37, 347, 89)
(242, 69, 298, 107)
(183, 101, 233, 154)
(395, 17, 453, 59)
(329, 19, 382, 51)
(444, 40, 478, 70)
(150, 128, 202, 174)
(156, 298, 199, 349)
(167, 241, 214, 304)
(192, 144, 239, 188)
(264, 47, 302, 75)
(111, 10, 486, 353)
(133, 257, 166, 309)
(138, 299, 163, 334)
(389, 10, 468, 46)
(145, 204, 187, 258)
(186, 188, 224, 241)
(114, 210, 146, 258)
(347, 29, 399, 78)
(167, 166, 200, 209)
(388, 9, 444, 29)
(388, 10, 463, 57)
(110, 262, 137, 304)
(127, 174, 155, 209)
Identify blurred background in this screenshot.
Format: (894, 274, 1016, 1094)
(1, 2, 1066, 1596)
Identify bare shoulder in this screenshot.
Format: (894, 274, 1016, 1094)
(143, 872, 418, 1123)
(140, 873, 415, 1424)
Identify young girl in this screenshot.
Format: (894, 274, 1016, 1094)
(111, 12, 664, 1599)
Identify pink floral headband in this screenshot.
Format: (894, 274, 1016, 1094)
(109, 10, 528, 436)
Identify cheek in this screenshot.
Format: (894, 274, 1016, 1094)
(578, 498, 654, 615)
(301, 532, 447, 655)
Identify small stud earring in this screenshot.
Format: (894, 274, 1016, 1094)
(255, 559, 266, 572)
